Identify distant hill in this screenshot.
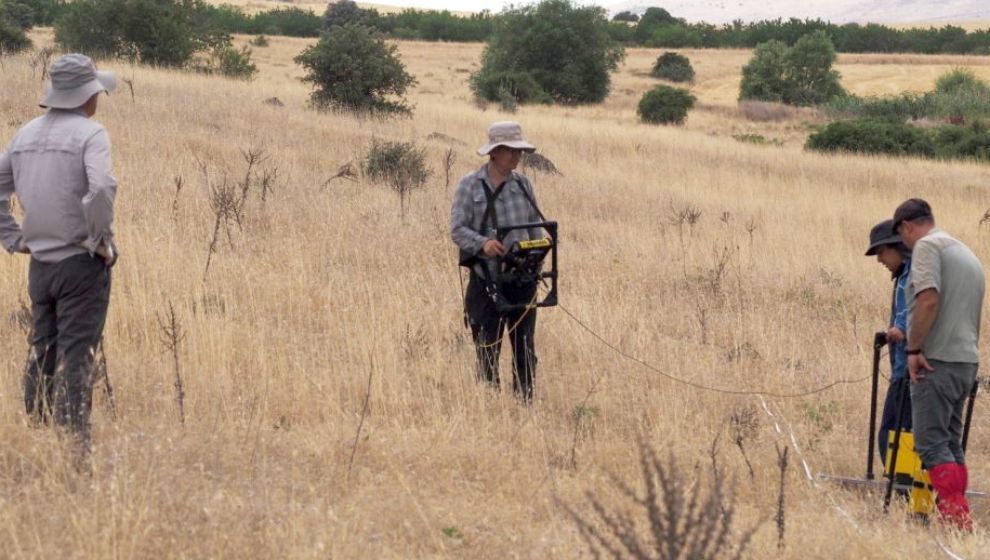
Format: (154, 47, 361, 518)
(609, 0, 990, 25)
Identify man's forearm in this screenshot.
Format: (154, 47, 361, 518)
(908, 291, 939, 350)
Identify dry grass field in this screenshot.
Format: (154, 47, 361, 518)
(3, 30, 990, 558)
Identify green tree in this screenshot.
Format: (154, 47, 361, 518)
(472, 0, 624, 105)
(0, 0, 35, 53)
(55, 0, 238, 67)
(637, 85, 696, 124)
(295, 24, 416, 114)
(739, 31, 844, 106)
(739, 40, 789, 103)
(612, 10, 638, 23)
(782, 30, 845, 105)
(322, 0, 367, 30)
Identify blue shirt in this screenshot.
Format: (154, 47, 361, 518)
(890, 258, 911, 379)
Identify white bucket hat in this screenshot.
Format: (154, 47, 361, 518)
(40, 53, 117, 109)
(477, 121, 536, 156)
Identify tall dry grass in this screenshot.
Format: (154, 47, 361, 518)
(1, 33, 990, 558)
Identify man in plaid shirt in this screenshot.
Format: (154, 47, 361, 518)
(451, 122, 545, 401)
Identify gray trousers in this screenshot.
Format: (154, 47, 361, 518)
(24, 253, 111, 443)
(910, 359, 978, 467)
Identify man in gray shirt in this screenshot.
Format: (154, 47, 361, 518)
(0, 54, 118, 456)
(894, 198, 984, 530)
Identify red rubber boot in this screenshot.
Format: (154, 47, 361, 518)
(929, 463, 973, 531)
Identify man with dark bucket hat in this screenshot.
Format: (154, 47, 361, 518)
(865, 219, 913, 463)
(893, 198, 984, 530)
(0, 53, 118, 457)
(451, 121, 546, 401)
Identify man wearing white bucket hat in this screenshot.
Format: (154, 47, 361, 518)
(451, 121, 547, 401)
(0, 53, 118, 454)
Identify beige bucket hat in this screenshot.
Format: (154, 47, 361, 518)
(477, 121, 536, 156)
(40, 53, 117, 110)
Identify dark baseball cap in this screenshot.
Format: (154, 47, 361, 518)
(892, 198, 933, 231)
(865, 219, 902, 256)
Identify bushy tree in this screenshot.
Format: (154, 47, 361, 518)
(472, 0, 624, 105)
(612, 10, 638, 23)
(295, 24, 416, 115)
(55, 0, 239, 67)
(739, 31, 844, 106)
(0, 0, 32, 53)
(651, 51, 694, 82)
(637, 85, 696, 125)
(322, 0, 367, 30)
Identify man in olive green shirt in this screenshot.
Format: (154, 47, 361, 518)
(894, 198, 984, 530)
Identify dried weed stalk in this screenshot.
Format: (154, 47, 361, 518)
(158, 301, 186, 424)
(561, 437, 760, 559)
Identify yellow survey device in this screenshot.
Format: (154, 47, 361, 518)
(517, 238, 552, 250)
(885, 431, 935, 516)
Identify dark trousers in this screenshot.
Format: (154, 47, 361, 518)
(465, 273, 537, 400)
(878, 377, 912, 463)
(24, 253, 111, 444)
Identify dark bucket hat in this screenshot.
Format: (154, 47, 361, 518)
(865, 219, 902, 256)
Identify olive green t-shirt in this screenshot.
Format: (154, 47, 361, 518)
(907, 228, 985, 363)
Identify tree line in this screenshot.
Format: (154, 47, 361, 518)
(5, 0, 990, 55)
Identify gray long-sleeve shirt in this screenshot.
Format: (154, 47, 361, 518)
(0, 109, 117, 263)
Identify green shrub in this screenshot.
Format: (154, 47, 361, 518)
(363, 139, 431, 218)
(822, 93, 931, 121)
(250, 34, 269, 47)
(651, 51, 694, 82)
(739, 31, 845, 106)
(470, 69, 551, 105)
(295, 24, 416, 115)
(0, 0, 32, 53)
(637, 85, 696, 125)
(472, 0, 624, 105)
(933, 121, 990, 160)
(647, 25, 702, 48)
(195, 43, 258, 79)
(55, 0, 243, 68)
(805, 119, 935, 157)
(935, 67, 990, 96)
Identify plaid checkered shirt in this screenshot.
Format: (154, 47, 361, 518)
(450, 165, 544, 276)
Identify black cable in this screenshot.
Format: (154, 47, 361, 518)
(558, 304, 873, 399)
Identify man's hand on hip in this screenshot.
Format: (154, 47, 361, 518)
(909, 353, 934, 383)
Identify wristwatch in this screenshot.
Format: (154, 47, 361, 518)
(906, 348, 923, 356)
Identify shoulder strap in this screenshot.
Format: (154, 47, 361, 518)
(514, 175, 546, 221)
(479, 179, 504, 234)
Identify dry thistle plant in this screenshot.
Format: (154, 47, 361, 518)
(323, 161, 358, 188)
(204, 178, 238, 280)
(729, 405, 760, 480)
(157, 301, 186, 424)
(560, 437, 760, 559)
(235, 147, 269, 227)
(442, 147, 457, 188)
(171, 175, 184, 223)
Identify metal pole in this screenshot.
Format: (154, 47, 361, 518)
(884, 377, 911, 512)
(962, 379, 979, 452)
(867, 331, 886, 480)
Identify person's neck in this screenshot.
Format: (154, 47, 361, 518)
(486, 162, 512, 185)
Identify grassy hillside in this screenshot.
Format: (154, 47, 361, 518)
(1, 32, 990, 557)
